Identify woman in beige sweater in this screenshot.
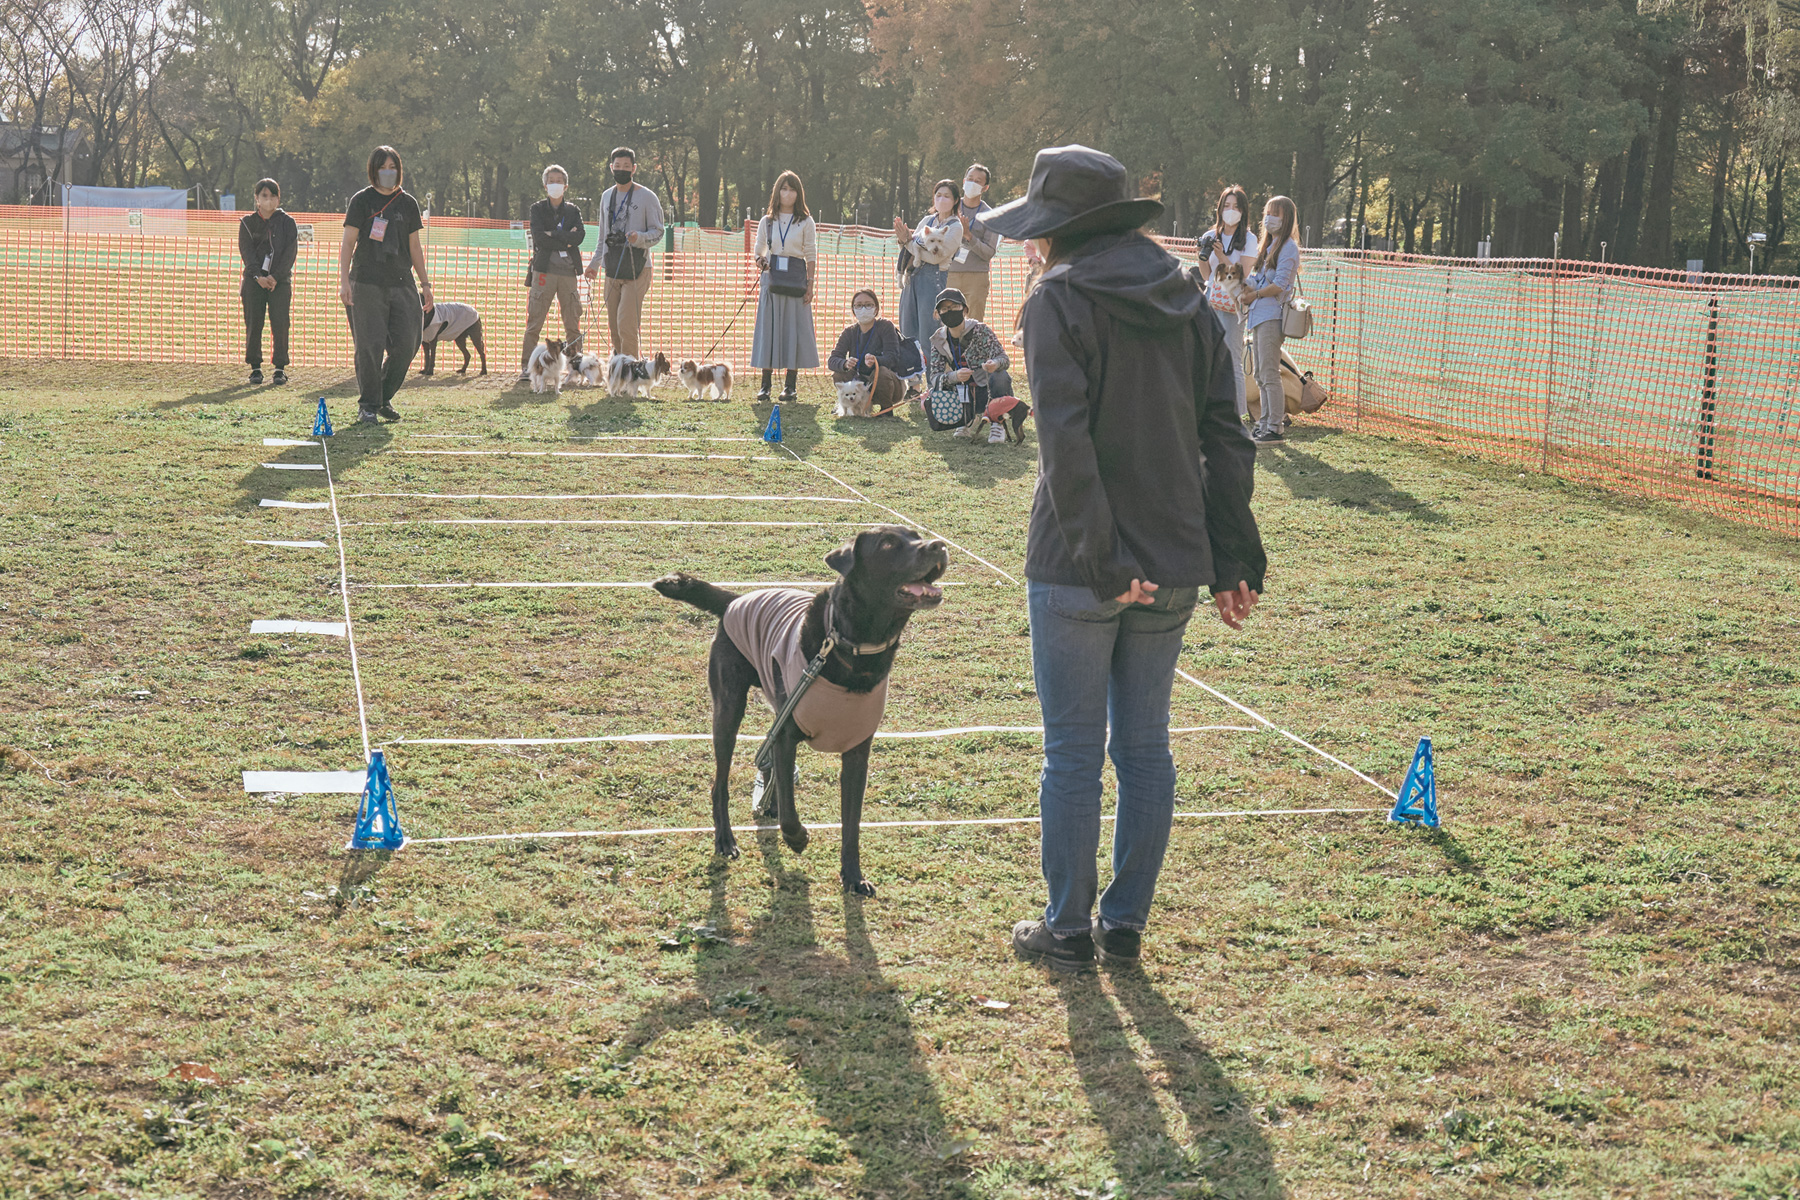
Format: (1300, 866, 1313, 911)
(751, 171, 821, 403)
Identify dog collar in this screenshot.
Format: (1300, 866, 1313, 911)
(825, 597, 902, 656)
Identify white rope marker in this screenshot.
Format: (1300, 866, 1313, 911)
(404, 807, 1384, 847)
(343, 491, 865, 504)
(408, 433, 760, 443)
(384, 724, 1257, 748)
(393, 450, 785, 462)
(261, 462, 325, 471)
(1175, 668, 1399, 799)
(322, 439, 373, 764)
(345, 579, 975, 591)
(261, 499, 329, 509)
(339, 519, 870, 530)
(263, 438, 319, 447)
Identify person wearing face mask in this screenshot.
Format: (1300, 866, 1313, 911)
(518, 164, 587, 380)
(1195, 184, 1258, 419)
(750, 171, 821, 403)
(339, 145, 432, 423)
(944, 164, 1001, 322)
(1243, 195, 1301, 442)
(827, 289, 902, 385)
(982, 145, 1265, 973)
(893, 179, 965, 346)
(923, 287, 1013, 442)
(582, 147, 665, 357)
(238, 178, 297, 385)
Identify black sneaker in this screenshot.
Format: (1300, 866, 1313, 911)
(271, 368, 287, 385)
(777, 390, 798, 404)
(1012, 919, 1094, 973)
(1093, 922, 1142, 970)
(377, 404, 402, 422)
(754, 389, 772, 404)
(249, 368, 264, 384)
(1252, 429, 1285, 443)
(358, 409, 379, 424)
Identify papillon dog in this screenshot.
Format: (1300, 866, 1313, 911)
(606, 351, 672, 398)
(678, 359, 734, 401)
(527, 339, 566, 394)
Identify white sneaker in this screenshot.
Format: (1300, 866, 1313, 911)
(987, 420, 1007, 444)
(953, 422, 975, 438)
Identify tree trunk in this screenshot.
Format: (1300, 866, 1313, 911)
(1637, 53, 1685, 267)
(1591, 152, 1623, 258)
(1768, 156, 1786, 270)
(696, 115, 721, 227)
(1705, 120, 1734, 272)
(1615, 133, 1649, 260)
(1561, 163, 1584, 258)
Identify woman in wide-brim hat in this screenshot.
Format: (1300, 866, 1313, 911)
(990, 144, 1269, 975)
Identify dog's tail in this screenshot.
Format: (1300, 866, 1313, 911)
(652, 572, 739, 616)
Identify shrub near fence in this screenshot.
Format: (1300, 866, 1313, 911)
(1, 206, 1795, 533)
(1304, 250, 1800, 534)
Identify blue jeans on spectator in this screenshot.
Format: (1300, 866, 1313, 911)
(1029, 579, 1199, 936)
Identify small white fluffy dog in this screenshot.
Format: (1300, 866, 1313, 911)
(528, 339, 567, 394)
(678, 359, 734, 400)
(606, 351, 673, 398)
(833, 377, 872, 418)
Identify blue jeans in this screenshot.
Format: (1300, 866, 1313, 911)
(1029, 580, 1199, 935)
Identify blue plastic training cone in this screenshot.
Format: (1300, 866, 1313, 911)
(312, 397, 333, 437)
(763, 404, 783, 444)
(347, 750, 405, 849)
(1387, 737, 1440, 827)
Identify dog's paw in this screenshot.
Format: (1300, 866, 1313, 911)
(842, 874, 876, 898)
(714, 835, 741, 860)
(781, 823, 809, 854)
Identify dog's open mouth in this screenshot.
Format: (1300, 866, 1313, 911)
(895, 562, 947, 609)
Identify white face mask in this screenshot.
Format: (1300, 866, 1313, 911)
(853, 305, 876, 323)
(780, 189, 796, 207)
(1264, 213, 1283, 233)
(963, 179, 983, 199)
(545, 182, 566, 199)
(377, 168, 398, 189)
(934, 194, 955, 215)
(1220, 208, 1240, 227)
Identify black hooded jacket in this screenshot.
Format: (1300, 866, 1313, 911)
(1021, 230, 1266, 604)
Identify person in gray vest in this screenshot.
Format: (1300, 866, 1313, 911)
(582, 147, 665, 356)
(518, 164, 586, 379)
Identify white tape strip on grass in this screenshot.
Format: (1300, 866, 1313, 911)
(404, 807, 1383, 847)
(1175, 668, 1398, 799)
(263, 438, 320, 447)
(262, 462, 325, 471)
(343, 491, 865, 504)
(261, 499, 330, 509)
(340, 519, 867, 530)
(250, 619, 347, 636)
(242, 769, 366, 794)
(323, 439, 373, 764)
(384, 724, 1256, 748)
(348, 580, 975, 591)
(777, 445, 1022, 585)
(395, 450, 785, 462)
(245, 539, 328, 548)
(409, 433, 760, 443)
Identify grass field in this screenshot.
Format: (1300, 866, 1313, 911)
(1, 359, 1797, 1199)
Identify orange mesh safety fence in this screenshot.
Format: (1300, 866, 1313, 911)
(2, 206, 1795, 533)
(1295, 249, 1800, 534)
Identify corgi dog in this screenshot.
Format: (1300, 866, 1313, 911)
(606, 351, 672, 398)
(528, 339, 566, 394)
(678, 359, 734, 400)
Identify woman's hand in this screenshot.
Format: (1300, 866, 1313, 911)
(982, 358, 1000, 372)
(863, 353, 878, 368)
(756, 255, 768, 270)
(583, 265, 598, 281)
(419, 281, 434, 309)
(893, 217, 909, 238)
(1112, 580, 1158, 605)
(257, 276, 276, 290)
(954, 367, 974, 382)
(1213, 581, 1258, 630)
(339, 279, 353, 307)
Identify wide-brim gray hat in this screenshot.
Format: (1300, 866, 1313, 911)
(981, 144, 1164, 241)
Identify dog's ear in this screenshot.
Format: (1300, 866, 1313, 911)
(825, 533, 863, 577)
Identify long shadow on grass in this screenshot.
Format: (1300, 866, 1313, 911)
(157, 374, 361, 411)
(1260, 428, 1448, 523)
(1057, 973, 1283, 1196)
(231, 420, 393, 513)
(614, 830, 971, 1194)
(916, 425, 1035, 488)
(746, 395, 823, 455)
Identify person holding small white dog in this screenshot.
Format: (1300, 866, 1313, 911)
(751, 170, 820, 404)
(1195, 184, 1258, 419)
(894, 179, 964, 344)
(583, 147, 664, 357)
(944, 163, 1000, 322)
(518, 164, 586, 380)
(1243, 194, 1301, 443)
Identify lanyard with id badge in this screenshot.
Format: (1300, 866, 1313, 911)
(367, 191, 402, 257)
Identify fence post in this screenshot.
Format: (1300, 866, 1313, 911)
(1698, 293, 1719, 480)
(1540, 233, 1560, 472)
(1328, 257, 1340, 417)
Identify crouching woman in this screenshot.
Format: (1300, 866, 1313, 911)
(923, 287, 1014, 442)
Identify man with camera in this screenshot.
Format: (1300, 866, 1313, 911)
(582, 147, 665, 357)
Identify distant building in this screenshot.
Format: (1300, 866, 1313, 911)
(0, 123, 87, 204)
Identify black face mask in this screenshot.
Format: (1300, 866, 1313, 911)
(613, 169, 634, 186)
(940, 310, 965, 329)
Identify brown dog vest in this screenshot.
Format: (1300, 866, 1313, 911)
(723, 589, 887, 753)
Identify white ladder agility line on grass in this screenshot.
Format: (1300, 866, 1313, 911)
(383, 724, 1257, 748)
(322, 438, 373, 765)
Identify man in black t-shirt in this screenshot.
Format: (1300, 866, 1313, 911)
(337, 144, 434, 422)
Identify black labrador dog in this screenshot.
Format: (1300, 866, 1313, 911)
(653, 525, 948, 896)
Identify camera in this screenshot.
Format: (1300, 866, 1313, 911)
(606, 230, 627, 247)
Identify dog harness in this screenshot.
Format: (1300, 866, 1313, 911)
(722, 589, 892, 757)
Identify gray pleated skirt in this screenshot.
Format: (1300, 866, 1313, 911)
(750, 280, 820, 369)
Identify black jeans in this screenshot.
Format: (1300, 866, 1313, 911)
(350, 281, 422, 412)
(241, 277, 291, 367)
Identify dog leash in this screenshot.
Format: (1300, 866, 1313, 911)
(702, 282, 760, 362)
(752, 600, 901, 772)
